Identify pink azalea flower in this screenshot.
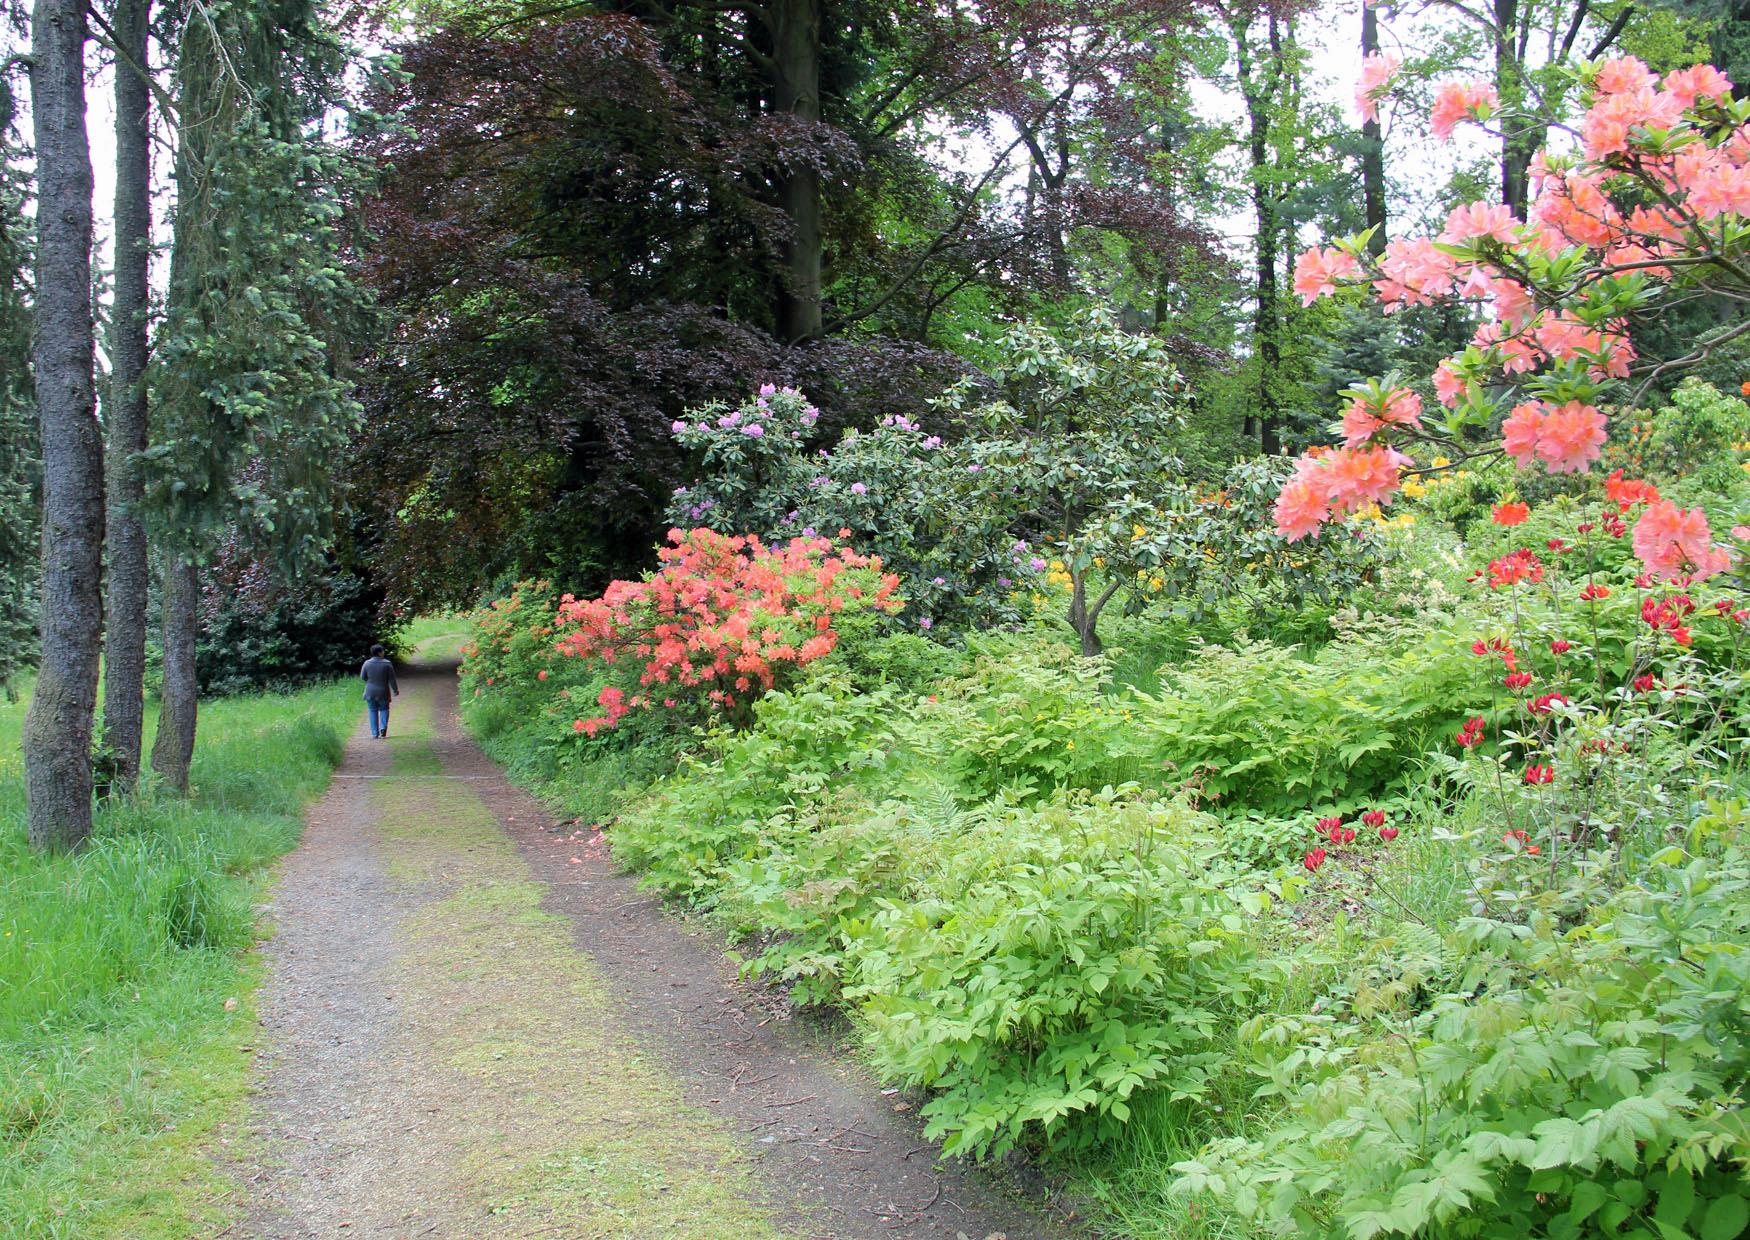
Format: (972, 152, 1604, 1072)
(1440, 201, 1519, 245)
(1341, 387, 1423, 446)
(1593, 56, 1660, 97)
(1293, 246, 1359, 305)
(1273, 473, 1330, 542)
(1501, 401, 1545, 468)
(1431, 80, 1498, 141)
(1634, 501, 1733, 582)
(1663, 64, 1733, 109)
(1433, 359, 1467, 407)
(1355, 50, 1401, 123)
(1534, 401, 1607, 474)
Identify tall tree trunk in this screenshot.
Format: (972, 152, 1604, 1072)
(102, 0, 152, 794)
(1360, 2, 1387, 255)
(768, 0, 822, 342)
(1237, 17, 1282, 455)
(24, 0, 102, 850)
(150, 557, 199, 793)
(1494, 0, 1534, 214)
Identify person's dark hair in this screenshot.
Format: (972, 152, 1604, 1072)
(370, 644, 385, 657)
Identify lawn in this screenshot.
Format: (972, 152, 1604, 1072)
(0, 682, 356, 1239)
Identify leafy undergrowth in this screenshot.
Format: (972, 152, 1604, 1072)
(0, 682, 357, 1238)
(461, 484, 1750, 1238)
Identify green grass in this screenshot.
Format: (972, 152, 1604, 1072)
(395, 613, 472, 664)
(0, 681, 357, 1239)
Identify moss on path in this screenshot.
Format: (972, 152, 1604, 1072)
(238, 672, 796, 1238)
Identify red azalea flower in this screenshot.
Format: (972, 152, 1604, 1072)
(1504, 671, 1535, 690)
(1580, 583, 1611, 601)
(1547, 538, 1569, 552)
(1456, 716, 1486, 748)
(1492, 501, 1530, 527)
(1527, 692, 1569, 715)
(1488, 548, 1545, 589)
(1550, 639, 1572, 654)
(1361, 810, 1385, 828)
(1633, 673, 1657, 692)
(1523, 764, 1554, 785)
(1378, 825, 1399, 842)
(1316, 815, 1343, 839)
(1303, 848, 1327, 872)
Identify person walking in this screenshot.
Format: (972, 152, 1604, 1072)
(360, 644, 399, 739)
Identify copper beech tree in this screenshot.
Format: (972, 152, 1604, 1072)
(356, 0, 1217, 610)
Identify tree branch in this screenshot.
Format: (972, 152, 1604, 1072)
(825, 128, 1034, 333)
(1586, 7, 1634, 60)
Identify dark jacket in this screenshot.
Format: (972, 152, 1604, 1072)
(360, 656, 398, 702)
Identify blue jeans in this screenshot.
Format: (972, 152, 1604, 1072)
(367, 697, 390, 737)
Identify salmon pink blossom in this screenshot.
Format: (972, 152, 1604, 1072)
(1502, 402, 1544, 468)
(1355, 50, 1401, 122)
(1431, 80, 1497, 140)
(1633, 501, 1733, 582)
(1341, 387, 1423, 446)
(1293, 246, 1359, 305)
(1440, 201, 1519, 245)
(1592, 55, 1660, 96)
(1663, 64, 1733, 108)
(1535, 402, 1607, 474)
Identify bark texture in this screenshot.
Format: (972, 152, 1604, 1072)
(24, 0, 102, 850)
(1494, 0, 1535, 215)
(151, 558, 200, 794)
(769, 0, 823, 342)
(1237, 15, 1282, 455)
(1360, 2, 1387, 256)
(102, 0, 153, 793)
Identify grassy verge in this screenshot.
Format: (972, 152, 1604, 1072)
(0, 682, 358, 1239)
(394, 613, 472, 664)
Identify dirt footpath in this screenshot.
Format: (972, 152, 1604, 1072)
(232, 665, 1077, 1240)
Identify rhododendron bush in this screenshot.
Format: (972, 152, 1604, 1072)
(550, 527, 902, 733)
(668, 385, 1036, 633)
(1284, 54, 1750, 580)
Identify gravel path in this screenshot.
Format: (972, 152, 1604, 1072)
(232, 665, 1079, 1240)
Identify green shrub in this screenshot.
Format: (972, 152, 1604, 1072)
(846, 789, 1272, 1159)
(1174, 833, 1750, 1238)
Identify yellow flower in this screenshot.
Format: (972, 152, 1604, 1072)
(1065, 740, 1075, 750)
(1399, 476, 1428, 499)
(1430, 455, 1451, 468)
(1132, 524, 1148, 541)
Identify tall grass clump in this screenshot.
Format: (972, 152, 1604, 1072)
(0, 681, 356, 1237)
